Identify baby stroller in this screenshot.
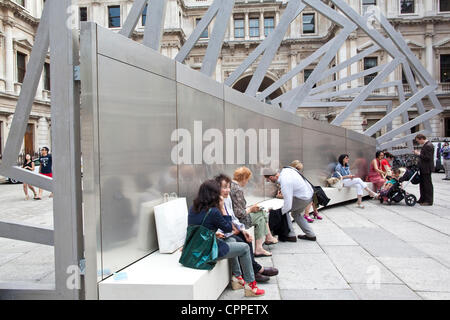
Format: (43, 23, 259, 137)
(379, 165, 419, 207)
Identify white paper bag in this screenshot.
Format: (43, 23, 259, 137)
(154, 197, 188, 254)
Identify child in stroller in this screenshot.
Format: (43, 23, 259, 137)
(379, 167, 417, 206)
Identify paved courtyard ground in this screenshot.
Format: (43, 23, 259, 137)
(0, 173, 449, 300)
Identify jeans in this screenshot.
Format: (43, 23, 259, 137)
(218, 237, 255, 283)
(231, 233, 262, 274)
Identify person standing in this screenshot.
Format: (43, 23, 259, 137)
(414, 134, 434, 206)
(36, 147, 53, 200)
(263, 167, 316, 242)
(22, 154, 37, 200)
(441, 142, 450, 180)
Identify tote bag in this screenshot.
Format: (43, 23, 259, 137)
(179, 209, 218, 270)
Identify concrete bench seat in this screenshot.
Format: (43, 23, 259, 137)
(99, 249, 230, 300)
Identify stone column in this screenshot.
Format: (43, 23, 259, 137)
(244, 12, 249, 40)
(259, 11, 264, 40)
(229, 15, 234, 41)
(290, 52, 298, 89)
(4, 20, 15, 94)
(338, 42, 347, 91)
(37, 117, 50, 150)
(349, 34, 358, 88)
(387, 54, 395, 94)
(425, 32, 434, 78)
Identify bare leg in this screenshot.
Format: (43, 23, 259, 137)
(255, 238, 271, 256)
(23, 184, 29, 200)
(38, 188, 43, 199)
(264, 223, 277, 243)
(303, 202, 314, 222)
(29, 185, 37, 198)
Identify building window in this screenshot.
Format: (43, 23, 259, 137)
(44, 63, 50, 91)
(196, 18, 208, 38)
(441, 54, 450, 83)
(79, 7, 87, 22)
(400, 0, 415, 14)
(142, 4, 148, 26)
(264, 17, 274, 37)
(249, 18, 259, 37)
(302, 13, 315, 34)
(304, 69, 317, 88)
(402, 69, 416, 84)
(439, 0, 450, 12)
(445, 117, 450, 137)
(17, 52, 27, 84)
(362, 0, 377, 14)
(366, 119, 382, 138)
(15, 0, 25, 7)
(364, 57, 378, 85)
(108, 5, 121, 28)
(234, 19, 244, 38)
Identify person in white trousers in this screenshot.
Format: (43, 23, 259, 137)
(441, 142, 450, 180)
(333, 154, 378, 208)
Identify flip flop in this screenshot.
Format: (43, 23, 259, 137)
(254, 252, 272, 258)
(264, 239, 278, 245)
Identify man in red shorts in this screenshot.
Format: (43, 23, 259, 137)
(36, 147, 53, 200)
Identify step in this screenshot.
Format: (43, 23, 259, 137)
(99, 250, 230, 300)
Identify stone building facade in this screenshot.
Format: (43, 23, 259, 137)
(1, 0, 449, 163)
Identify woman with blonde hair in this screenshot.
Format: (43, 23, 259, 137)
(290, 160, 322, 222)
(230, 167, 278, 257)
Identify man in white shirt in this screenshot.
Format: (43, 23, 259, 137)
(263, 167, 316, 242)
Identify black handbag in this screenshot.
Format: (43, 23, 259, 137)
(284, 167, 331, 207)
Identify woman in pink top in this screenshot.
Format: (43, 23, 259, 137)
(368, 151, 387, 191)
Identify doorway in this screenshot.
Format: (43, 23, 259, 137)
(24, 123, 34, 156)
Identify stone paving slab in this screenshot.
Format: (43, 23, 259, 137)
(272, 253, 350, 290)
(322, 246, 402, 284)
(409, 242, 450, 268)
(416, 292, 450, 300)
(350, 283, 421, 300)
(378, 257, 450, 292)
(342, 227, 428, 258)
(219, 283, 280, 300)
(376, 221, 450, 244)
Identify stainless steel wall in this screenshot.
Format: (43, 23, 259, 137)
(80, 23, 376, 283)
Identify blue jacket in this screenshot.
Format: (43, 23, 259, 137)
(333, 163, 351, 178)
(188, 206, 232, 258)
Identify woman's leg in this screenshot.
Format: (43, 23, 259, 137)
(303, 202, 314, 222)
(28, 185, 37, 198)
(220, 240, 255, 284)
(23, 184, 28, 199)
(264, 223, 277, 243)
(250, 212, 271, 255)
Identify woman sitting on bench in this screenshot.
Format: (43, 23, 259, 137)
(333, 154, 379, 209)
(188, 180, 265, 297)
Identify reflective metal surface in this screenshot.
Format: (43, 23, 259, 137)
(96, 54, 177, 278)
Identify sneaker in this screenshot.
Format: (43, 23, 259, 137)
(231, 275, 245, 290)
(244, 281, 265, 297)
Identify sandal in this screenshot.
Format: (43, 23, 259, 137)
(254, 251, 272, 258)
(264, 239, 278, 245)
(304, 214, 314, 223)
(312, 211, 323, 220)
(356, 203, 365, 209)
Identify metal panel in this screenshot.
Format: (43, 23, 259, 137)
(96, 54, 177, 278)
(0, 221, 53, 246)
(302, 128, 346, 186)
(177, 83, 225, 206)
(224, 103, 266, 203)
(176, 62, 223, 100)
(97, 25, 176, 81)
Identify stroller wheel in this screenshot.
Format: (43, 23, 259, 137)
(379, 197, 383, 204)
(405, 194, 417, 207)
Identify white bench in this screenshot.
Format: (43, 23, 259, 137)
(98, 250, 230, 300)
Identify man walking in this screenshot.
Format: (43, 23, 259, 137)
(263, 167, 316, 242)
(36, 147, 53, 200)
(414, 134, 434, 206)
(441, 142, 450, 180)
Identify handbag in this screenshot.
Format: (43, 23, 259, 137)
(179, 208, 218, 270)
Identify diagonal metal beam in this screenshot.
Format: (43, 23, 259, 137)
(143, 0, 168, 51)
(0, 220, 54, 246)
(175, 0, 222, 63)
(331, 58, 402, 125)
(245, 0, 306, 96)
(119, 0, 148, 38)
(225, 0, 305, 87)
(378, 130, 427, 150)
(200, 0, 235, 77)
(363, 85, 436, 137)
(256, 37, 335, 101)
